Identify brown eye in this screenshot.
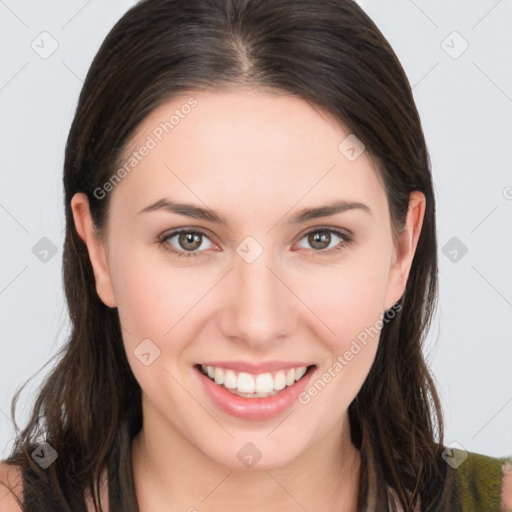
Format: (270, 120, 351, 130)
(308, 231, 332, 250)
(178, 231, 203, 251)
(157, 229, 214, 258)
(297, 228, 352, 254)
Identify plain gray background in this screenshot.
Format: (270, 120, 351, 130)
(1, 0, 511, 460)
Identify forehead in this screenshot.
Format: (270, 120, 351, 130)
(110, 89, 386, 218)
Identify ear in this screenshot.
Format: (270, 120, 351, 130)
(70, 192, 117, 308)
(383, 190, 426, 311)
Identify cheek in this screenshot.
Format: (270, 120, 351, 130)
(295, 254, 391, 345)
(110, 251, 208, 403)
(291, 248, 391, 407)
(110, 249, 219, 393)
(295, 262, 388, 414)
(111, 245, 210, 334)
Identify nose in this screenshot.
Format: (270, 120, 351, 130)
(218, 242, 297, 349)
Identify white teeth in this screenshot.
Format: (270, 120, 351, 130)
(230, 389, 278, 398)
(237, 372, 255, 393)
(200, 364, 310, 396)
(255, 373, 274, 393)
(214, 367, 224, 385)
(224, 370, 237, 389)
(274, 371, 286, 390)
(295, 367, 307, 381)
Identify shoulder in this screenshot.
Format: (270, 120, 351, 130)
(501, 459, 512, 512)
(442, 447, 512, 511)
(0, 459, 110, 512)
(0, 462, 23, 511)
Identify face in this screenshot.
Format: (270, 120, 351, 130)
(72, 88, 424, 470)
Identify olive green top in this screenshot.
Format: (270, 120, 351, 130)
(440, 447, 511, 512)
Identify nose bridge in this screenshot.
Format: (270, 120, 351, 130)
(224, 235, 294, 344)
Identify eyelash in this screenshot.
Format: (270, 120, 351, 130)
(156, 227, 353, 259)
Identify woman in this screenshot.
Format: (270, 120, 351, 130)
(1, 0, 511, 510)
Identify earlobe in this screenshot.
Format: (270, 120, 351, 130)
(383, 191, 426, 311)
(70, 193, 117, 308)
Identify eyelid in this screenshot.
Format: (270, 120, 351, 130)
(294, 226, 353, 253)
(296, 224, 353, 241)
(157, 225, 353, 258)
(157, 227, 218, 254)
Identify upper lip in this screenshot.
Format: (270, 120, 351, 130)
(198, 361, 315, 373)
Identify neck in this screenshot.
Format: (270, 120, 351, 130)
(131, 397, 361, 512)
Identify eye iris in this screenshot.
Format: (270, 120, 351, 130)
(172, 230, 340, 253)
(179, 232, 202, 251)
(309, 231, 330, 250)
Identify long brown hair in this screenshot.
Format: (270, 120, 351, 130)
(3, 0, 446, 510)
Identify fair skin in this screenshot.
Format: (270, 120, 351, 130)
(1, 89, 510, 511)
(74, 88, 420, 512)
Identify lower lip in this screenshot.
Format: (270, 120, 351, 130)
(196, 365, 316, 421)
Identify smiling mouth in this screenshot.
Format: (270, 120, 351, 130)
(195, 363, 316, 398)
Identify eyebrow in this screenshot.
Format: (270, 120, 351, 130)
(137, 198, 372, 226)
